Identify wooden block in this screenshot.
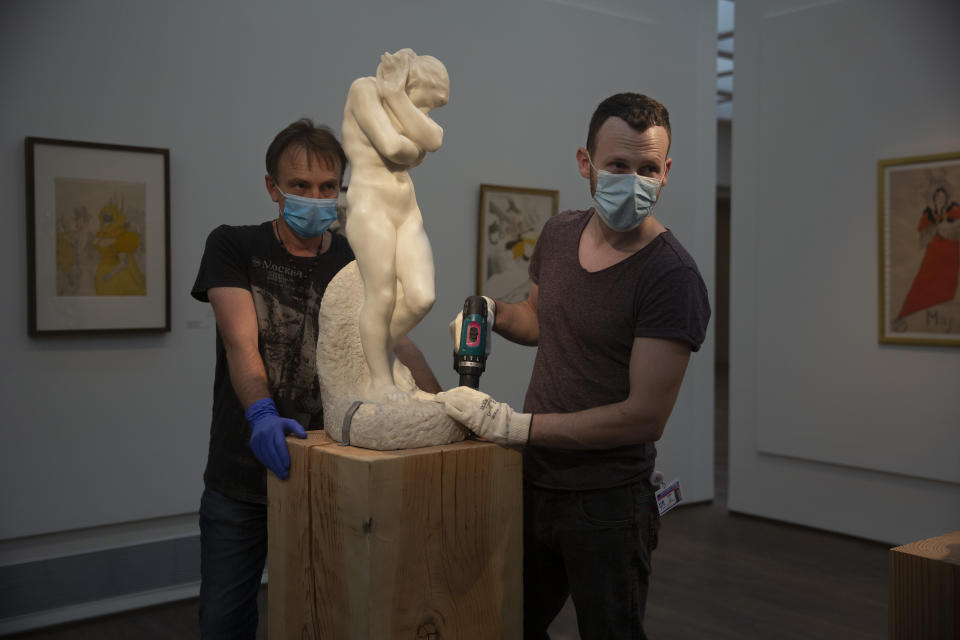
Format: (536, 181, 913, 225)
(889, 530, 960, 639)
(267, 432, 522, 639)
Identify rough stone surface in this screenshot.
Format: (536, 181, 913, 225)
(316, 261, 467, 450)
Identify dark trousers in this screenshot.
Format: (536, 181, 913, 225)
(198, 488, 267, 640)
(523, 479, 660, 640)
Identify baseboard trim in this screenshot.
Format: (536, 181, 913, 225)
(0, 514, 200, 567)
(0, 581, 200, 636)
(0, 572, 269, 635)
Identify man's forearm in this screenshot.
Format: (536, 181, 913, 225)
(394, 337, 442, 394)
(492, 298, 539, 346)
(209, 287, 272, 411)
(528, 338, 690, 449)
(529, 403, 666, 450)
(224, 343, 272, 410)
(435, 388, 664, 450)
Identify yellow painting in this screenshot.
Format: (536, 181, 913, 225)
(55, 178, 147, 296)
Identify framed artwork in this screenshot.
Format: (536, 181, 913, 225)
(878, 151, 960, 346)
(26, 137, 171, 335)
(477, 184, 558, 302)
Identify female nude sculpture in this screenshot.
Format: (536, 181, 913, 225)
(341, 48, 450, 403)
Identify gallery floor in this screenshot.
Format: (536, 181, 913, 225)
(9, 369, 889, 639)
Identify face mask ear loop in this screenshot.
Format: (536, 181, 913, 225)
(587, 153, 606, 199)
(650, 169, 666, 204)
(587, 153, 599, 178)
(272, 180, 287, 213)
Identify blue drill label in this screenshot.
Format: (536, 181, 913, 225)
(459, 313, 486, 356)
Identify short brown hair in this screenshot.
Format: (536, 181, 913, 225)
(265, 118, 347, 183)
(586, 93, 671, 156)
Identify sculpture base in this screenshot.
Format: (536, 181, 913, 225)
(316, 261, 467, 449)
(267, 431, 522, 639)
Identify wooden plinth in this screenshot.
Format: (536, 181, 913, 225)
(267, 431, 522, 639)
(889, 529, 960, 639)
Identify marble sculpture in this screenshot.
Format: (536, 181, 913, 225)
(316, 48, 467, 449)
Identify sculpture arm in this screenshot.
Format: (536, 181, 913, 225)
(376, 69, 444, 152)
(394, 336, 442, 393)
(347, 78, 422, 166)
(208, 286, 271, 408)
(491, 282, 540, 346)
(529, 337, 691, 448)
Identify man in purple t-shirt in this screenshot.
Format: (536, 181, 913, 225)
(438, 93, 710, 639)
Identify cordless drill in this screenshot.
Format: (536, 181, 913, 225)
(453, 296, 491, 389)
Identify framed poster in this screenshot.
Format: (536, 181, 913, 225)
(26, 137, 171, 335)
(878, 151, 960, 346)
(477, 184, 558, 302)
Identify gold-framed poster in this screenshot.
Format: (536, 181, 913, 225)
(878, 151, 960, 346)
(477, 184, 558, 302)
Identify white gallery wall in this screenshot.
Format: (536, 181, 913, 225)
(730, 0, 960, 544)
(0, 0, 717, 627)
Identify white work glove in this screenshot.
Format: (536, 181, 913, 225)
(435, 386, 530, 447)
(449, 296, 496, 354)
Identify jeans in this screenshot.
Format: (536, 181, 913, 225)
(198, 488, 267, 640)
(523, 479, 660, 640)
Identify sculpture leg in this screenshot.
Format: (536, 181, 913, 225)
(390, 216, 436, 343)
(346, 215, 409, 402)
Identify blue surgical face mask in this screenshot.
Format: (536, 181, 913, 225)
(275, 186, 338, 238)
(590, 159, 664, 232)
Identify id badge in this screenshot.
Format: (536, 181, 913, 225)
(655, 478, 683, 516)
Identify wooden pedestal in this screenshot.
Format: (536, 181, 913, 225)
(889, 529, 960, 639)
(267, 432, 522, 639)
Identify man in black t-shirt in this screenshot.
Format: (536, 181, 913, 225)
(437, 94, 710, 639)
(191, 119, 440, 639)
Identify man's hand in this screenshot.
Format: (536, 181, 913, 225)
(245, 398, 307, 480)
(435, 386, 530, 447)
(449, 296, 496, 355)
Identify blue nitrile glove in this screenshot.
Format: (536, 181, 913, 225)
(245, 397, 307, 480)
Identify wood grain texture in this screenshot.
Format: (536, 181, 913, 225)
(889, 530, 960, 640)
(267, 432, 338, 639)
(267, 435, 522, 639)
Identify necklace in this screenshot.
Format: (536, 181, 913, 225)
(274, 219, 325, 257)
(273, 219, 322, 302)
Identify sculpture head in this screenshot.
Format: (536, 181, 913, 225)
(407, 54, 449, 112)
(379, 48, 449, 113)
